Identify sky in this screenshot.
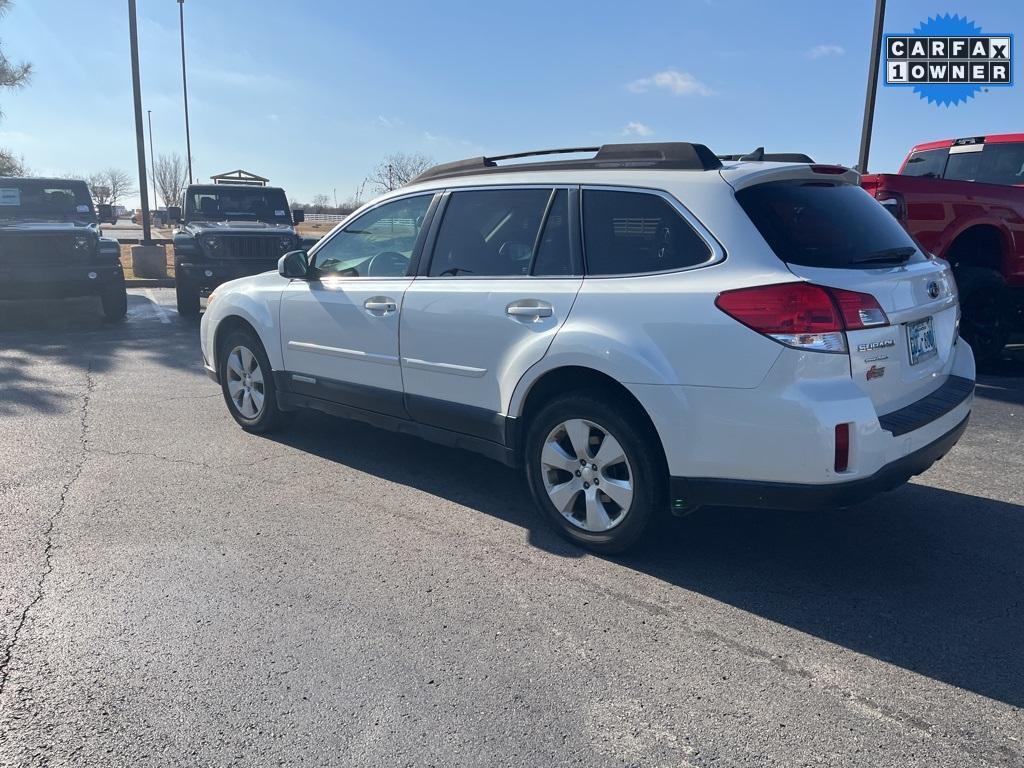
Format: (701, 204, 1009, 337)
(1, 0, 1021, 208)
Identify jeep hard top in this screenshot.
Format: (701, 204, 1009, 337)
(0, 176, 126, 320)
(172, 183, 305, 317)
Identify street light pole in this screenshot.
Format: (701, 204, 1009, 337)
(128, 0, 152, 245)
(147, 109, 156, 199)
(857, 0, 887, 173)
(178, 0, 193, 184)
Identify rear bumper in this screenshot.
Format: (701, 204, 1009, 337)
(0, 264, 123, 299)
(671, 415, 969, 510)
(177, 260, 277, 292)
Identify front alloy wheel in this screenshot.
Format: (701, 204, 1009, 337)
(541, 419, 634, 533)
(225, 345, 266, 420)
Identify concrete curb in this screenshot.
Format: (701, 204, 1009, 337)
(126, 278, 176, 288)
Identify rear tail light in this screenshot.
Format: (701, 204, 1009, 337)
(715, 283, 889, 353)
(875, 190, 906, 221)
(834, 423, 850, 472)
(810, 164, 849, 175)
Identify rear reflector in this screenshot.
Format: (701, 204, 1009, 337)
(835, 423, 850, 472)
(715, 282, 889, 353)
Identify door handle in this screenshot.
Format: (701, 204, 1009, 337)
(364, 297, 398, 314)
(506, 300, 553, 319)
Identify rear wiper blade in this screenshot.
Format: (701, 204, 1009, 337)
(851, 247, 916, 265)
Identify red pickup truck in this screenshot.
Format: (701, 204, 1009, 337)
(860, 133, 1024, 364)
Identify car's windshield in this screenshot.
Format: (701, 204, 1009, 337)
(0, 179, 94, 219)
(185, 187, 291, 223)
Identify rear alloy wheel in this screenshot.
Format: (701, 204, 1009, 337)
(218, 329, 282, 433)
(541, 419, 635, 534)
(525, 392, 663, 554)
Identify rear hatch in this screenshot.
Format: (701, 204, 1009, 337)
(729, 167, 959, 416)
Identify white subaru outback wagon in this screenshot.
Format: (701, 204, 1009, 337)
(200, 143, 975, 553)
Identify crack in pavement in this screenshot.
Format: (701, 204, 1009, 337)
(0, 363, 93, 698)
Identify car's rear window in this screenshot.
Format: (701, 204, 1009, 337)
(944, 143, 1024, 186)
(736, 180, 920, 269)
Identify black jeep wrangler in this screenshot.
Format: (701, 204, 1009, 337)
(0, 177, 126, 320)
(171, 184, 304, 317)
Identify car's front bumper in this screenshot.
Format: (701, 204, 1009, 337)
(670, 414, 969, 510)
(0, 264, 123, 299)
(176, 260, 278, 292)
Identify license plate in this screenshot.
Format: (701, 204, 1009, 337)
(907, 316, 937, 365)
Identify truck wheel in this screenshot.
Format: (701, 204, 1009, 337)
(176, 279, 200, 319)
(100, 280, 128, 322)
(956, 267, 1011, 366)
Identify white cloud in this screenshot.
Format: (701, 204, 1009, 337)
(807, 44, 845, 59)
(627, 70, 712, 96)
(0, 130, 36, 144)
(622, 121, 653, 137)
(193, 67, 289, 91)
(377, 115, 403, 128)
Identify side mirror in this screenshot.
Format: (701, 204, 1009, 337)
(279, 250, 310, 279)
(291, 209, 305, 224)
(167, 206, 182, 224)
(97, 204, 116, 224)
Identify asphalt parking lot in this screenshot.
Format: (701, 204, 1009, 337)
(1, 289, 1022, 767)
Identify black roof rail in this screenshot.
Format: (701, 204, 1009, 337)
(718, 149, 815, 163)
(412, 142, 722, 184)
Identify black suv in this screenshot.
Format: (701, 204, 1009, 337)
(0, 177, 126, 320)
(171, 184, 304, 317)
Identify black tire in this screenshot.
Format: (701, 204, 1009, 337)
(956, 267, 1011, 366)
(100, 280, 127, 322)
(524, 390, 666, 554)
(176, 278, 200, 319)
(217, 327, 283, 434)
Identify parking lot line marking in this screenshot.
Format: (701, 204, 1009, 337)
(144, 289, 171, 324)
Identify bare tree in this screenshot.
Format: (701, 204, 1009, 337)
(0, 147, 26, 175)
(365, 152, 432, 194)
(310, 193, 330, 212)
(87, 168, 135, 207)
(0, 1, 31, 170)
(154, 153, 188, 208)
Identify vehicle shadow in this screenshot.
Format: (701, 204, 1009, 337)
(0, 293, 203, 415)
(268, 410, 1024, 708)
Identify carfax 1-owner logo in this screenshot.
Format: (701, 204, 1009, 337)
(885, 14, 1012, 106)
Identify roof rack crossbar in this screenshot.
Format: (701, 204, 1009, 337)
(412, 142, 722, 184)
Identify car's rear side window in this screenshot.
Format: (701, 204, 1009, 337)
(902, 148, 949, 178)
(582, 190, 711, 276)
(736, 180, 920, 269)
(429, 188, 571, 277)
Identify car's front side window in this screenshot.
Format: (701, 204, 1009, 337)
(313, 194, 432, 278)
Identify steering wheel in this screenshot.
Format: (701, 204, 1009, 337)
(365, 251, 409, 277)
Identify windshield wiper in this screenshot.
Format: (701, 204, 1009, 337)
(851, 247, 916, 265)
